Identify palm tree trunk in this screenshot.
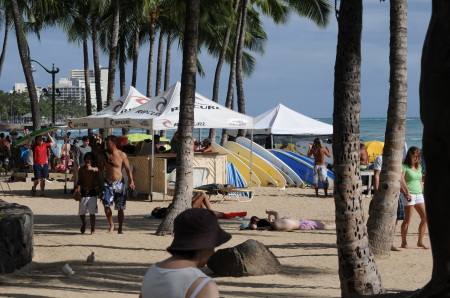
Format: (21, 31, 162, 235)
(164, 33, 173, 91)
(83, 39, 93, 135)
(119, 33, 126, 96)
(146, 20, 156, 98)
(155, 32, 164, 96)
(416, 1, 450, 295)
(131, 28, 140, 87)
(9, 0, 41, 130)
(160, 33, 173, 138)
(333, 0, 384, 295)
(209, 0, 239, 142)
(221, 0, 242, 145)
(92, 21, 102, 113)
(235, 0, 248, 137)
(106, 0, 120, 106)
(367, 0, 408, 257)
(119, 32, 130, 136)
(156, 0, 200, 236)
(0, 15, 11, 77)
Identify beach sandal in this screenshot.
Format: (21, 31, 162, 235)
(31, 186, 36, 196)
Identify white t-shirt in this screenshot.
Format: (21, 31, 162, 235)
(374, 155, 383, 171)
(140, 263, 210, 298)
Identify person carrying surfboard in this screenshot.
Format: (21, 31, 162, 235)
(25, 132, 55, 197)
(307, 138, 331, 197)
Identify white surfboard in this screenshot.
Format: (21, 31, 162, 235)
(236, 137, 303, 187)
(211, 143, 261, 187)
(224, 141, 285, 188)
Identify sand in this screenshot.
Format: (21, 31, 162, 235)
(0, 180, 432, 297)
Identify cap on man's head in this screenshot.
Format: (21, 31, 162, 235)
(167, 208, 231, 251)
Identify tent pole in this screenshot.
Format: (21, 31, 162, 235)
(271, 134, 274, 149)
(249, 130, 254, 187)
(150, 129, 155, 202)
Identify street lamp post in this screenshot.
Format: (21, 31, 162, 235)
(30, 59, 60, 125)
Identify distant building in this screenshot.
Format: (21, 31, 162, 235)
(12, 83, 44, 98)
(12, 67, 108, 109)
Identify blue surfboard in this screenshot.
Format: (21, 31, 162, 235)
(279, 150, 334, 182)
(270, 150, 334, 189)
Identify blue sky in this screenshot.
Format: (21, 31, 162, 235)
(0, 0, 431, 118)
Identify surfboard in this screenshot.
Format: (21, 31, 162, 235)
(51, 143, 62, 158)
(211, 143, 261, 187)
(235, 137, 303, 187)
(295, 140, 334, 164)
(224, 141, 285, 188)
(230, 151, 279, 187)
(270, 149, 334, 189)
(280, 150, 334, 188)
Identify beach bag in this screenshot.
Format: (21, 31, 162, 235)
(73, 191, 82, 201)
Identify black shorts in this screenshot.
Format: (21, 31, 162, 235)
(33, 164, 49, 180)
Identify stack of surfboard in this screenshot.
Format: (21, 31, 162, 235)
(270, 149, 334, 189)
(213, 137, 334, 190)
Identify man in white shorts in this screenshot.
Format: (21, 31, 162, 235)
(75, 152, 100, 234)
(307, 138, 331, 196)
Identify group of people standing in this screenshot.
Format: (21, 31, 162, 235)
(24, 131, 135, 235)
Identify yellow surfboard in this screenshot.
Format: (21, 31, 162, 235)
(212, 143, 261, 187)
(224, 141, 285, 188)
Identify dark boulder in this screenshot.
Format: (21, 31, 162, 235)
(0, 200, 34, 274)
(207, 239, 280, 277)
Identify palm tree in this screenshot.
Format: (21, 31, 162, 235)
(417, 0, 450, 295)
(333, 0, 384, 295)
(367, 0, 408, 257)
(156, 0, 200, 236)
(155, 32, 164, 96)
(106, 0, 120, 106)
(9, 0, 40, 130)
(0, 8, 11, 77)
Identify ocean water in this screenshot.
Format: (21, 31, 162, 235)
(1, 117, 423, 149)
(318, 117, 423, 150)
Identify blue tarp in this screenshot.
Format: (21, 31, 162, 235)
(226, 162, 249, 197)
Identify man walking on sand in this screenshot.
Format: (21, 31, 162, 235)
(25, 133, 55, 197)
(307, 138, 331, 197)
(98, 135, 135, 234)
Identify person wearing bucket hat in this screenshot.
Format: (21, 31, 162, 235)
(140, 208, 231, 298)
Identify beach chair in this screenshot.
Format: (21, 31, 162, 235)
(212, 185, 255, 203)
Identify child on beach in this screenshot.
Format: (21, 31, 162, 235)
(75, 152, 100, 234)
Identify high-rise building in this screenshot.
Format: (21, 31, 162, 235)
(69, 67, 108, 104)
(12, 83, 44, 98)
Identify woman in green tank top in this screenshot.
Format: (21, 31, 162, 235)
(400, 146, 429, 249)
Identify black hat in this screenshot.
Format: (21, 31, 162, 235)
(167, 208, 231, 251)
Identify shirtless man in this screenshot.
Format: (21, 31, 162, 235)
(360, 141, 369, 170)
(250, 209, 335, 231)
(0, 133, 11, 173)
(307, 138, 331, 196)
(98, 135, 135, 234)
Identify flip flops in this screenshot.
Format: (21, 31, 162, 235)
(31, 186, 36, 196)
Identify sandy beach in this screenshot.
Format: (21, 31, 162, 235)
(0, 180, 431, 297)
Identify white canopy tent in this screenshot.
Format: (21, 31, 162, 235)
(108, 82, 254, 198)
(253, 103, 333, 135)
(65, 86, 151, 129)
(108, 82, 253, 130)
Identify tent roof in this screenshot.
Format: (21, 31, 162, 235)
(108, 82, 253, 130)
(253, 104, 332, 135)
(66, 86, 151, 129)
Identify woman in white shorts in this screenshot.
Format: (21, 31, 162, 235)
(400, 146, 428, 249)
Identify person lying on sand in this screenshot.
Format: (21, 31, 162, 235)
(250, 209, 335, 231)
(151, 193, 247, 220)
